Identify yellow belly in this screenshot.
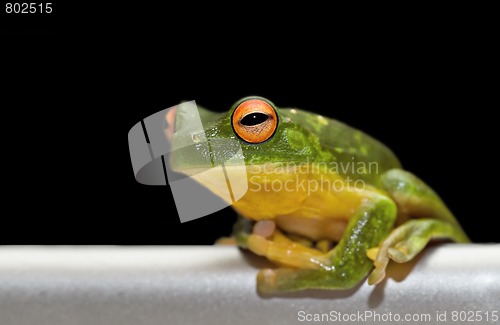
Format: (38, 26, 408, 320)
(184, 162, 380, 241)
(230, 163, 378, 240)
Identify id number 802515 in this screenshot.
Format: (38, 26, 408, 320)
(5, 3, 52, 14)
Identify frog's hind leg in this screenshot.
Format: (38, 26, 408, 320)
(368, 169, 470, 285)
(257, 195, 397, 293)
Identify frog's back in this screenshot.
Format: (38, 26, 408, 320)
(281, 108, 401, 184)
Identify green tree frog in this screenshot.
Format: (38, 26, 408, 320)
(168, 96, 469, 294)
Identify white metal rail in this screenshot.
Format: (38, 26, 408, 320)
(0, 244, 499, 325)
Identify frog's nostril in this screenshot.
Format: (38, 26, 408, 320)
(164, 107, 177, 141)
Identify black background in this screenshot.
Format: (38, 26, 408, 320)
(2, 6, 497, 244)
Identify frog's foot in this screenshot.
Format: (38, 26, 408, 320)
(257, 267, 306, 294)
(257, 267, 358, 294)
(367, 219, 470, 285)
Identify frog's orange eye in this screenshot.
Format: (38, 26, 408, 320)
(232, 99, 278, 144)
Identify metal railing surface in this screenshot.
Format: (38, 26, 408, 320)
(0, 244, 499, 325)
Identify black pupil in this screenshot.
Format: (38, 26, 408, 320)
(240, 113, 269, 126)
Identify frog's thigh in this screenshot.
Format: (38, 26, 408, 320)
(367, 169, 471, 285)
(257, 196, 397, 293)
(380, 169, 469, 232)
(367, 218, 470, 285)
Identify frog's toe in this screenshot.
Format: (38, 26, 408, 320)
(367, 245, 407, 284)
(367, 247, 390, 285)
(257, 269, 278, 294)
(257, 268, 311, 293)
(388, 246, 410, 263)
(368, 267, 386, 285)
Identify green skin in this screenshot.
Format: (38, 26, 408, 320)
(170, 96, 470, 294)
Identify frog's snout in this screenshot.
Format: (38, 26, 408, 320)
(164, 107, 177, 141)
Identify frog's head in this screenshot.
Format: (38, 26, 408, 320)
(168, 96, 325, 169)
(167, 96, 326, 217)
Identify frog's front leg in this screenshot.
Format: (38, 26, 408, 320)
(230, 214, 325, 268)
(255, 195, 397, 293)
(367, 169, 470, 285)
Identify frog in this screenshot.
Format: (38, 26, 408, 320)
(167, 96, 470, 294)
